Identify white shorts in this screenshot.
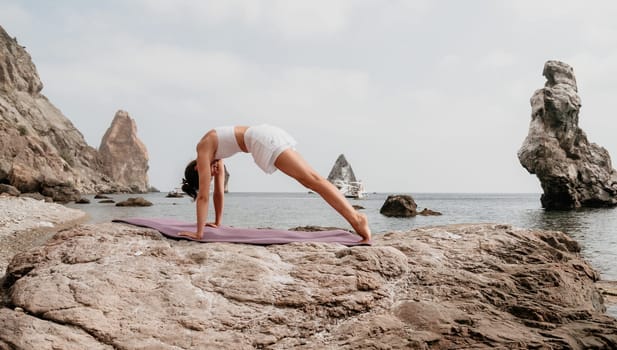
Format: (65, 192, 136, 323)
(244, 125, 297, 174)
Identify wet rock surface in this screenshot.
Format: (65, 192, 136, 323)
(1, 222, 615, 349)
(418, 208, 442, 216)
(0, 184, 19, 196)
(115, 197, 153, 207)
(19, 192, 52, 202)
(518, 60, 617, 210)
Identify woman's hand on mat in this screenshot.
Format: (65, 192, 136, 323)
(179, 231, 203, 240)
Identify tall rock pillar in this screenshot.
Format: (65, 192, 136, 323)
(99, 110, 150, 193)
(518, 60, 617, 209)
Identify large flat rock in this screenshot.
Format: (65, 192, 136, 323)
(1, 223, 616, 349)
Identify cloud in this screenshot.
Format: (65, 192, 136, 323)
(19, 0, 615, 193)
(35, 35, 534, 192)
(504, 1, 571, 16)
(439, 54, 462, 68)
(139, 0, 353, 39)
(267, 0, 353, 39)
(567, 51, 617, 86)
(35, 36, 378, 189)
(562, 51, 617, 151)
(0, 2, 32, 32)
(479, 50, 516, 69)
(139, 0, 261, 24)
(501, 1, 611, 20)
(501, 1, 617, 47)
(39, 39, 371, 116)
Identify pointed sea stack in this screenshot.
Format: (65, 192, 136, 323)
(327, 154, 357, 189)
(518, 60, 617, 209)
(99, 110, 150, 193)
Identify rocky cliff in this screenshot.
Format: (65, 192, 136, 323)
(518, 60, 617, 209)
(99, 110, 149, 193)
(327, 154, 357, 188)
(0, 25, 130, 201)
(1, 223, 616, 348)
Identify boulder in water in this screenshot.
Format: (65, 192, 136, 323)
(165, 191, 183, 198)
(115, 197, 152, 207)
(419, 208, 442, 216)
(380, 194, 418, 217)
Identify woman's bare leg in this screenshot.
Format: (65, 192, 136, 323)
(275, 149, 371, 243)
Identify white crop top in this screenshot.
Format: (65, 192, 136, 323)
(214, 126, 242, 160)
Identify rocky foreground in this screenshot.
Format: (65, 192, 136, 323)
(0, 196, 85, 274)
(1, 219, 616, 349)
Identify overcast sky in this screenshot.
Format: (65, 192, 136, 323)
(2, 0, 617, 193)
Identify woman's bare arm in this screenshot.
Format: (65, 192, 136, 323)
(193, 152, 212, 238)
(179, 138, 214, 240)
(211, 159, 225, 226)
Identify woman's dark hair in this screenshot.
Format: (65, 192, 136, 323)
(182, 159, 198, 200)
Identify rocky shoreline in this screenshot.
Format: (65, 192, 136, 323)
(0, 196, 86, 276)
(0, 198, 616, 348)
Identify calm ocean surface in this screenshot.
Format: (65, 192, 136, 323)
(67, 192, 617, 281)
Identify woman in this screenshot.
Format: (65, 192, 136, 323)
(179, 125, 371, 243)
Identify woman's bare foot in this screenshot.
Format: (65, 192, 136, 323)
(352, 213, 371, 243)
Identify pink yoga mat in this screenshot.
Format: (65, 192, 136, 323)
(113, 218, 371, 246)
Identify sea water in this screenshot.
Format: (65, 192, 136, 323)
(67, 192, 617, 282)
